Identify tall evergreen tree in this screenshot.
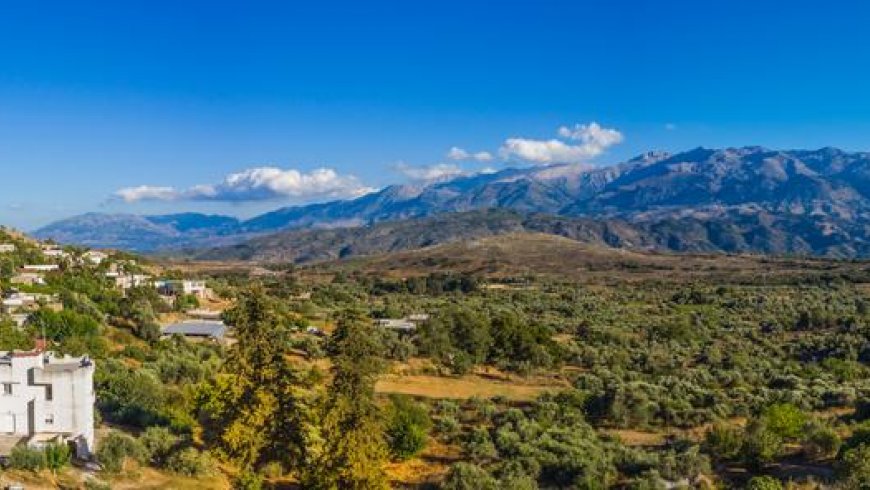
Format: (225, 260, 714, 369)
(305, 311, 390, 490)
(197, 287, 310, 472)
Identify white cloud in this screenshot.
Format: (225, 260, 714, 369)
(501, 122, 623, 165)
(473, 151, 493, 162)
(394, 163, 465, 182)
(447, 146, 493, 162)
(113, 167, 374, 203)
(557, 122, 624, 150)
(447, 147, 470, 160)
(665, 123, 677, 131)
(114, 185, 180, 203)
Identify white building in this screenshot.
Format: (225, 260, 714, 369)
(82, 250, 108, 265)
(22, 264, 60, 273)
(10, 272, 45, 287)
(42, 249, 69, 259)
(110, 273, 152, 290)
(0, 344, 95, 458)
(0, 244, 16, 253)
(158, 280, 208, 298)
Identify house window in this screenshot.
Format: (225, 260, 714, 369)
(45, 385, 53, 401)
(2, 383, 11, 395)
(45, 414, 54, 425)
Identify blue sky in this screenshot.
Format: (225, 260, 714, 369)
(1, 0, 869, 230)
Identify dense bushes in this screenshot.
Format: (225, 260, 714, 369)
(386, 395, 431, 460)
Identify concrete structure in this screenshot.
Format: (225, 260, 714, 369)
(375, 318, 417, 332)
(21, 264, 59, 273)
(10, 273, 44, 286)
(82, 251, 108, 265)
(0, 244, 16, 253)
(406, 313, 430, 323)
(0, 344, 95, 459)
(110, 273, 152, 290)
(42, 249, 68, 259)
(162, 320, 227, 341)
(157, 280, 208, 298)
(375, 313, 429, 332)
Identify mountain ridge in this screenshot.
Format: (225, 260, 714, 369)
(33, 146, 870, 257)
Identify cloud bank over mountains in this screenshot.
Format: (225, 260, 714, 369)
(114, 167, 374, 203)
(112, 122, 623, 204)
(500, 122, 624, 164)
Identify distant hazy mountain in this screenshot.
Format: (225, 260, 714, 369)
(35, 212, 244, 251)
(34, 146, 870, 257)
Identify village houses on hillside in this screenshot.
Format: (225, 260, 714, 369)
(0, 342, 96, 459)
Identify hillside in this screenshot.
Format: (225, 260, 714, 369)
(197, 208, 870, 263)
(36, 146, 870, 256)
(313, 231, 870, 284)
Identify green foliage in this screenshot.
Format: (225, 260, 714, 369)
(139, 426, 181, 466)
(29, 308, 100, 341)
(746, 476, 783, 490)
(197, 288, 310, 471)
(95, 359, 168, 428)
(8, 445, 46, 471)
(43, 442, 71, 473)
(234, 471, 264, 490)
(802, 422, 841, 460)
(305, 312, 389, 490)
(839, 444, 870, 488)
(704, 422, 743, 461)
(761, 403, 807, 440)
(0, 321, 33, 350)
(174, 293, 200, 312)
(386, 395, 431, 461)
(441, 462, 499, 490)
(740, 419, 783, 470)
(165, 447, 215, 477)
(463, 426, 498, 461)
(97, 432, 145, 473)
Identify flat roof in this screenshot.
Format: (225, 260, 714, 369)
(162, 321, 227, 338)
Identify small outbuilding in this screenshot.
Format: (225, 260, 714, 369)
(161, 320, 227, 342)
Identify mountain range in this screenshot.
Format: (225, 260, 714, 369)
(34, 146, 870, 259)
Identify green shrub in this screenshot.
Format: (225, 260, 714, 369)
(740, 420, 782, 470)
(165, 447, 214, 477)
(44, 442, 71, 473)
(97, 432, 145, 473)
(704, 422, 742, 460)
(234, 470, 264, 490)
(463, 427, 498, 461)
(762, 403, 807, 440)
(746, 476, 783, 490)
(839, 444, 870, 488)
(8, 445, 46, 471)
(803, 423, 841, 460)
(442, 462, 499, 490)
(386, 395, 431, 460)
(138, 426, 180, 466)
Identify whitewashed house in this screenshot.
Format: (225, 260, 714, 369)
(0, 344, 95, 458)
(22, 264, 59, 273)
(0, 244, 16, 253)
(109, 273, 152, 290)
(157, 280, 208, 298)
(10, 272, 44, 286)
(82, 250, 108, 265)
(42, 249, 69, 259)
(1, 293, 38, 314)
